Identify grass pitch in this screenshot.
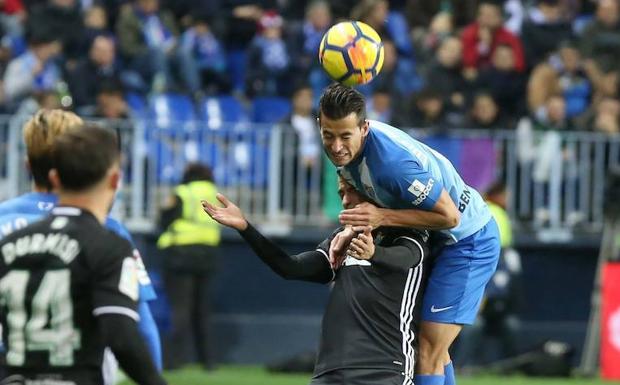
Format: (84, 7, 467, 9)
(120, 365, 619, 385)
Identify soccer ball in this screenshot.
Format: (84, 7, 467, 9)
(319, 21, 384, 86)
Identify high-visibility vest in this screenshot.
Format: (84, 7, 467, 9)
(487, 201, 512, 248)
(157, 181, 220, 248)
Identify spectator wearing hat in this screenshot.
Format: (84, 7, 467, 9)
(246, 10, 293, 97)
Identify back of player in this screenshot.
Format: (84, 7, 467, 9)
(0, 208, 137, 383)
(0, 124, 165, 385)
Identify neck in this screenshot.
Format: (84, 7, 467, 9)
(57, 190, 109, 224)
(32, 183, 51, 193)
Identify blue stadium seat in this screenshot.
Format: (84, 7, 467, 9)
(145, 93, 197, 184)
(251, 97, 292, 124)
(201, 95, 249, 128)
(125, 92, 147, 117)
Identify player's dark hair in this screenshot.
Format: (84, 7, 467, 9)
(51, 124, 120, 191)
(319, 83, 367, 125)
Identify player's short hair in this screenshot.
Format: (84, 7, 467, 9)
(23, 109, 84, 190)
(319, 83, 367, 125)
(51, 124, 120, 192)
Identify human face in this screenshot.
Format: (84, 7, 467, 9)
(319, 112, 369, 166)
(338, 177, 365, 209)
(477, 4, 502, 30)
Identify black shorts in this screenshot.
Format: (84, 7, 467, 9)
(310, 368, 410, 385)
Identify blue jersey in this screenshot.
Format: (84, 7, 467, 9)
(339, 120, 492, 244)
(0, 192, 156, 301)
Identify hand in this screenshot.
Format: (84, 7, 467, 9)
(339, 202, 384, 229)
(202, 193, 248, 231)
(347, 226, 374, 260)
(328, 226, 356, 269)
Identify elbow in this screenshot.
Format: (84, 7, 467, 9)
(444, 211, 460, 229)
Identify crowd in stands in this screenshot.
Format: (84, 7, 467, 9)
(0, 0, 618, 136)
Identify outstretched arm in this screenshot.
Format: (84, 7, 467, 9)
(203, 194, 334, 284)
(339, 189, 460, 230)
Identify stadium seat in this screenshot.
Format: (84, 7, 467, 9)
(251, 97, 291, 124)
(201, 95, 249, 129)
(145, 93, 198, 184)
(125, 92, 147, 117)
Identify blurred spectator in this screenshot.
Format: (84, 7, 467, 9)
(3, 33, 62, 104)
(66, 35, 122, 110)
(477, 43, 527, 121)
(283, 84, 320, 170)
(517, 95, 572, 206)
(413, 11, 454, 65)
(246, 11, 293, 97)
(579, 0, 620, 77)
(288, 0, 331, 76)
(0, 0, 25, 38)
(580, 96, 620, 133)
(352, 0, 415, 61)
(26, 0, 85, 60)
(461, 0, 526, 80)
(83, 5, 110, 45)
(407, 0, 479, 30)
(157, 162, 221, 370)
(92, 83, 129, 119)
(366, 86, 393, 124)
(116, 0, 179, 92)
(425, 36, 467, 112)
(520, 0, 574, 68)
(221, 0, 273, 49)
(467, 92, 505, 130)
(178, 13, 230, 97)
(528, 41, 592, 121)
(409, 87, 457, 130)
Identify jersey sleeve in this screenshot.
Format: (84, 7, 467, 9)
(382, 158, 444, 210)
(91, 238, 140, 322)
(106, 217, 157, 301)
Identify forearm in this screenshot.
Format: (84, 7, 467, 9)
(99, 315, 166, 385)
(373, 242, 423, 272)
(379, 207, 458, 230)
(238, 223, 333, 283)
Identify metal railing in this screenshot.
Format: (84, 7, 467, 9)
(0, 114, 618, 237)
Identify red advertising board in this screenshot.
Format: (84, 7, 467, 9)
(602, 263, 620, 380)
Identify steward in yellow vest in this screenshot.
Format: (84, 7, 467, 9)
(156, 163, 219, 370)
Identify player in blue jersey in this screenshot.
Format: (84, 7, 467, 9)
(0, 110, 162, 379)
(318, 83, 500, 385)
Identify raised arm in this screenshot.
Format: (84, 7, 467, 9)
(340, 190, 460, 230)
(203, 194, 334, 284)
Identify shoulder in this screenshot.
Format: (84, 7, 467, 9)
(105, 217, 133, 243)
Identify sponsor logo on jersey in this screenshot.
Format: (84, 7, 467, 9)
(409, 179, 434, 206)
(119, 257, 139, 301)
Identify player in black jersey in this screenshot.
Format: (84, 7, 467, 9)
(203, 177, 429, 385)
(0, 125, 166, 385)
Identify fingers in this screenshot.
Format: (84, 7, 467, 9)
(216, 193, 231, 207)
(201, 200, 218, 216)
(339, 214, 369, 226)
